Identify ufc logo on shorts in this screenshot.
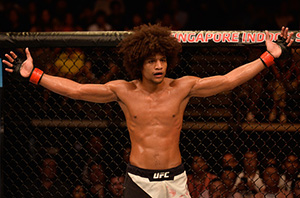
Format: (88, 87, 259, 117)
(153, 172, 170, 179)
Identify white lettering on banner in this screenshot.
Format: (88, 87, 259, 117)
(173, 32, 241, 43)
(172, 32, 297, 44)
(241, 32, 282, 43)
(153, 172, 170, 179)
(173, 32, 239, 43)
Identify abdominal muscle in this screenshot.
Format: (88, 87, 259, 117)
(128, 124, 183, 170)
(117, 78, 190, 170)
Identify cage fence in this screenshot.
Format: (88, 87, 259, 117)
(0, 31, 300, 197)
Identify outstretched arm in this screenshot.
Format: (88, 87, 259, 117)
(189, 27, 294, 98)
(3, 48, 119, 103)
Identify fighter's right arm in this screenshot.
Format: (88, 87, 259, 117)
(39, 74, 119, 103)
(3, 48, 119, 103)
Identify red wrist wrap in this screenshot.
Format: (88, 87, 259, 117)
(29, 68, 44, 85)
(260, 51, 275, 68)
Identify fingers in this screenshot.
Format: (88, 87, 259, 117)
(280, 26, 294, 47)
(4, 68, 13, 73)
(280, 26, 286, 38)
(3, 50, 19, 72)
(4, 53, 15, 63)
(3, 51, 17, 70)
(10, 51, 18, 59)
(2, 59, 13, 67)
(287, 33, 294, 47)
(25, 47, 32, 60)
(286, 30, 294, 47)
(2, 58, 13, 73)
(265, 30, 270, 42)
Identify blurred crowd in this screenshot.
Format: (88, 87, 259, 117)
(2, 0, 300, 197)
(21, 140, 300, 197)
(187, 150, 300, 198)
(0, 0, 300, 33)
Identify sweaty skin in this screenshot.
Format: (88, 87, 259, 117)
(3, 27, 293, 170)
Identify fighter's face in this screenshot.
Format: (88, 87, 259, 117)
(142, 54, 167, 84)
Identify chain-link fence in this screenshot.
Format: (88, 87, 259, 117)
(1, 31, 300, 197)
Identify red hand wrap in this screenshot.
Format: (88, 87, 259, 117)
(260, 51, 275, 68)
(29, 68, 44, 85)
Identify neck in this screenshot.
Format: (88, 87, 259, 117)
(140, 78, 166, 93)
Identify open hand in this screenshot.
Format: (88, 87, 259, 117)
(3, 48, 34, 78)
(265, 26, 294, 58)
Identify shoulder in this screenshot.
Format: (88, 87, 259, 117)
(106, 79, 138, 94)
(173, 76, 200, 82)
(106, 79, 135, 88)
(169, 76, 200, 87)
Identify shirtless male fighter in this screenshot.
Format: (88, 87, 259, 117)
(3, 24, 293, 197)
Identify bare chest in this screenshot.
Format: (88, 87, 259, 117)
(121, 90, 186, 123)
(132, 95, 178, 120)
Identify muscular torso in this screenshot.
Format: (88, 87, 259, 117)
(114, 77, 193, 169)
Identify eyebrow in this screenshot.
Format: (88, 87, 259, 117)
(147, 55, 166, 59)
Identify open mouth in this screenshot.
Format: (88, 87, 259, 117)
(154, 72, 163, 77)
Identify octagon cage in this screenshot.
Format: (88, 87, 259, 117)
(0, 30, 299, 197)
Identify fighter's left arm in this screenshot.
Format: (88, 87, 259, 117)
(189, 27, 294, 98)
